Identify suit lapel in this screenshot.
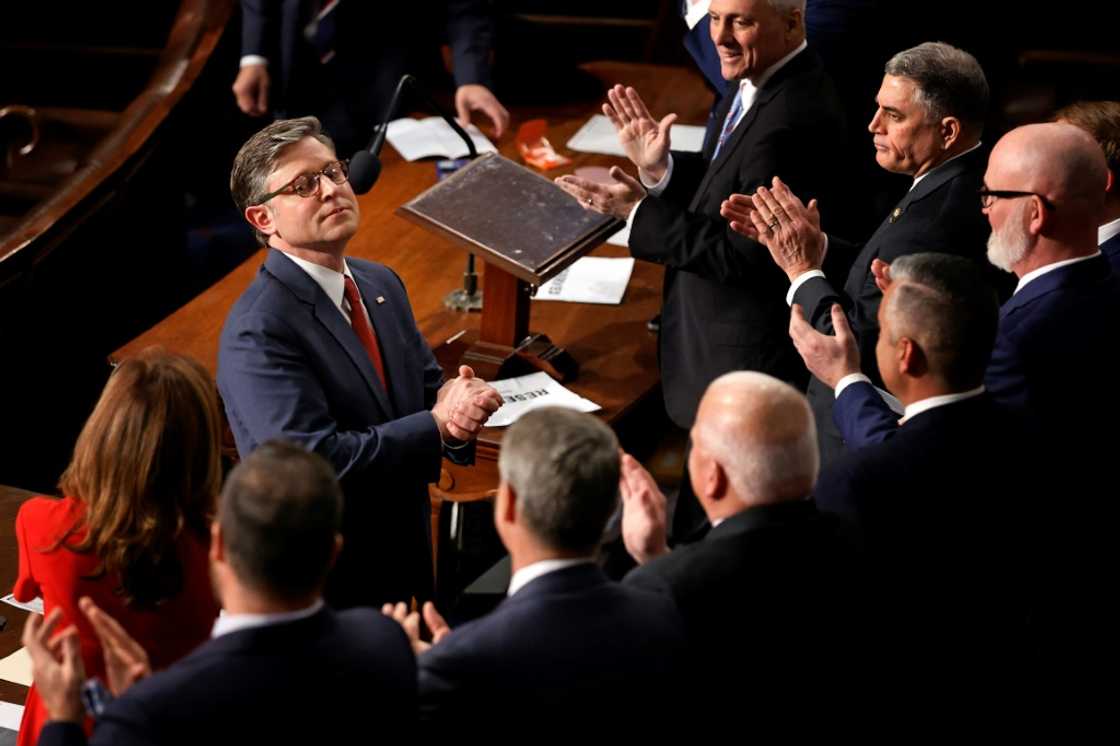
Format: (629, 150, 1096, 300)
(265, 251, 395, 418)
(694, 50, 816, 200)
(844, 148, 984, 298)
(1000, 255, 1110, 318)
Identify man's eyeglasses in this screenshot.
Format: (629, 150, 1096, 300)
(978, 188, 1056, 211)
(256, 160, 349, 204)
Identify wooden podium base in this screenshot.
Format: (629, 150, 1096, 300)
(463, 333, 579, 382)
(435, 330, 579, 384)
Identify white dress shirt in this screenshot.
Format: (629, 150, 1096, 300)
(1014, 251, 1101, 295)
(898, 386, 985, 425)
(507, 558, 593, 597)
(1097, 216, 1120, 246)
(212, 599, 325, 639)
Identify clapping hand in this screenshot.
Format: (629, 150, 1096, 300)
(81, 596, 152, 697)
(22, 608, 85, 723)
(555, 166, 647, 220)
(720, 176, 827, 281)
(382, 601, 452, 655)
(618, 453, 670, 565)
(788, 304, 861, 389)
(603, 85, 676, 183)
(433, 365, 503, 442)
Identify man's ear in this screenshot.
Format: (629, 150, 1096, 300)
(327, 533, 344, 571)
(897, 337, 928, 377)
(244, 204, 276, 240)
(939, 116, 962, 150)
(494, 482, 517, 528)
(210, 521, 224, 563)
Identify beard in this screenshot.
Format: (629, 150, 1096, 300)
(986, 202, 1031, 272)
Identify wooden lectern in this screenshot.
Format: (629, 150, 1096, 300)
(397, 153, 621, 382)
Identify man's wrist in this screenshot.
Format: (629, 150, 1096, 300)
(834, 372, 872, 397)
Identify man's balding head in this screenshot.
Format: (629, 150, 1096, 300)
(984, 123, 1107, 274)
(690, 372, 818, 512)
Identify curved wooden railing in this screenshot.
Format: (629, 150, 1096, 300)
(0, 0, 232, 288)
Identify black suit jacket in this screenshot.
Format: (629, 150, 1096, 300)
(794, 146, 992, 462)
(624, 501, 864, 721)
(39, 607, 417, 746)
(630, 48, 846, 428)
(416, 564, 688, 723)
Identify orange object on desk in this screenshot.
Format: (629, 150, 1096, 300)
(516, 119, 572, 170)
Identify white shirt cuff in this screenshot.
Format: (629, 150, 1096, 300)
(834, 373, 872, 398)
(442, 437, 470, 451)
(240, 55, 268, 68)
(786, 269, 827, 306)
(640, 154, 673, 196)
(625, 198, 645, 232)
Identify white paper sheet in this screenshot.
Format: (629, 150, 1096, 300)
(0, 700, 25, 731)
(535, 257, 634, 305)
(684, 0, 712, 29)
(0, 647, 33, 687)
(488, 372, 600, 428)
(1, 594, 43, 615)
(385, 117, 497, 161)
(566, 115, 706, 156)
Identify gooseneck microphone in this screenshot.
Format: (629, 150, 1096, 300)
(348, 74, 479, 195)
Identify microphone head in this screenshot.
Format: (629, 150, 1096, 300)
(348, 149, 381, 195)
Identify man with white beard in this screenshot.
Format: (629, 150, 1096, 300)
(788, 121, 1120, 720)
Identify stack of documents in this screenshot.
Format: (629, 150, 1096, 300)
(535, 257, 635, 305)
(488, 372, 601, 427)
(386, 117, 497, 161)
(567, 114, 706, 156)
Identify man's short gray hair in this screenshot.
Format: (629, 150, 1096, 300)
(693, 372, 818, 504)
(229, 116, 335, 246)
(498, 407, 620, 553)
(884, 42, 989, 131)
(766, 0, 806, 13)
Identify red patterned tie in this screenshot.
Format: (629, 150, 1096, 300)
(343, 275, 388, 392)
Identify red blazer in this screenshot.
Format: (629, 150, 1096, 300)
(13, 496, 219, 746)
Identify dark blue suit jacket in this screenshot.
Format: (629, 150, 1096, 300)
(815, 395, 1032, 715)
(828, 256, 1120, 683)
(38, 607, 416, 746)
(218, 250, 464, 607)
(834, 254, 1120, 449)
(416, 564, 688, 722)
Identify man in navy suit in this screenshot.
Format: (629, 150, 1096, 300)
(790, 123, 1120, 712)
(811, 254, 1030, 721)
(384, 408, 688, 724)
(232, 1, 509, 155)
(619, 371, 864, 727)
(219, 117, 503, 608)
(1055, 100, 1120, 272)
(26, 441, 418, 745)
(721, 41, 995, 466)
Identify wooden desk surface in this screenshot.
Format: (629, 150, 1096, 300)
(0, 484, 36, 706)
(113, 62, 712, 499)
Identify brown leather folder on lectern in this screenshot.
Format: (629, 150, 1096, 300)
(397, 152, 621, 381)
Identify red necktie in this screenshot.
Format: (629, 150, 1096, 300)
(343, 275, 388, 392)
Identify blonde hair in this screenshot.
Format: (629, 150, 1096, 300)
(55, 350, 222, 608)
